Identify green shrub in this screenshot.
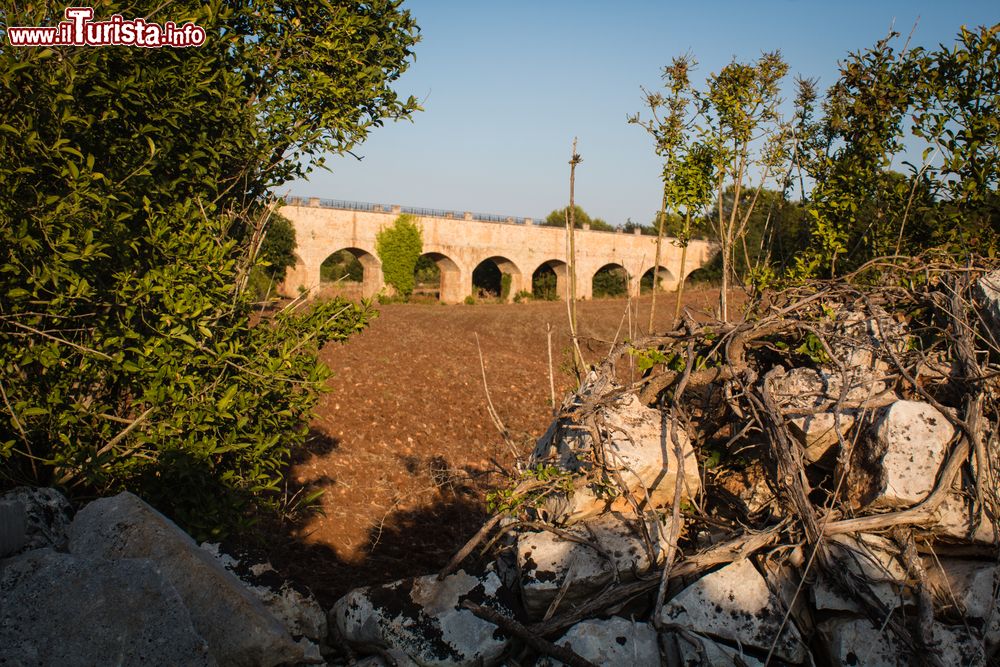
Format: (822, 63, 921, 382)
(513, 290, 533, 303)
(414, 255, 440, 287)
(0, 0, 418, 538)
(500, 273, 513, 301)
(320, 250, 364, 283)
(376, 215, 423, 299)
(532, 272, 558, 300)
(464, 295, 477, 305)
(592, 267, 629, 298)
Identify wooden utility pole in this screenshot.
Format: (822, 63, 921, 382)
(566, 138, 584, 375)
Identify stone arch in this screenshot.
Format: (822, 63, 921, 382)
(471, 255, 524, 302)
(531, 260, 567, 300)
(319, 247, 381, 299)
(591, 263, 630, 299)
(640, 265, 677, 293)
(416, 251, 463, 303)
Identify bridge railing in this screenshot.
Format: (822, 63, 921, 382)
(284, 196, 548, 227)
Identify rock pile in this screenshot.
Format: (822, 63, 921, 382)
(328, 266, 1000, 666)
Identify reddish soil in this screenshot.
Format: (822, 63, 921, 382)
(270, 290, 731, 606)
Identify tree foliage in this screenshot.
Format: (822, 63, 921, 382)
(647, 24, 1000, 288)
(376, 214, 423, 299)
(0, 0, 419, 537)
(702, 51, 790, 316)
(248, 211, 299, 298)
(592, 266, 629, 298)
(258, 213, 298, 284)
(543, 205, 614, 231)
(794, 24, 1000, 276)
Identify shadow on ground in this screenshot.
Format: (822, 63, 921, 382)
(252, 427, 496, 608)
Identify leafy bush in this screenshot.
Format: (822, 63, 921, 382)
(320, 250, 364, 283)
(0, 0, 418, 538)
(250, 212, 298, 299)
(376, 215, 423, 299)
(592, 267, 629, 298)
(532, 271, 559, 300)
(543, 205, 615, 231)
(414, 255, 440, 287)
(513, 290, 533, 303)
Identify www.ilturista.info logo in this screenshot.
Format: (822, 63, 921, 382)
(6, 7, 206, 47)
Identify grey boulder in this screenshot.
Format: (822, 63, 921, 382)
(0, 486, 73, 557)
(68, 492, 306, 667)
(0, 548, 214, 666)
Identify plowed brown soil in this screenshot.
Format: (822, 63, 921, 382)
(270, 289, 732, 605)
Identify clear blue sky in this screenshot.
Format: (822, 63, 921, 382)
(286, 1, 998, 227)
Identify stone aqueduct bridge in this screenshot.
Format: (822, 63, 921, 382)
(281, 198, 715, 303)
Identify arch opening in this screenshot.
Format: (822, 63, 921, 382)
(319, 247, 379, 299)
(472, 256, 522, 302)
(592, 263, 629, 299)
(414, 252, 462, 303)
(531, 260, 567, 301)
(640, 266, 677, 293)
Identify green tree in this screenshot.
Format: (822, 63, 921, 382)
(621, 218, 658, 236)
(700, 185, 810, 282)
(320, 250, 364, 284)
(630, 55, 699, 330)
(793, 24, 1000, 276)
(794, 34, 916, 276)
(376, 214, 423, 299)
(248, 211, 298, 298)
(702, 51, 790, 319)
(258, 213, 298, 284)
(0, 0, 419, 537)
(543, 205, 615, 231)
(664, 141, 717, 317)
(909, 24, 1000, 249)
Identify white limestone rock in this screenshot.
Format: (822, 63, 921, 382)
(759, 547, 814, 637)
(531, 393, 700, 524)
(813, 533, 911, 613)
(332, 569, 513, 667)
(659, 558, 806, 663)
(517, 511, 668, 619)
(788, 411, 856, 464)
(820, 616, 987, 666)
(68, 492, 307, 667)
(672, 632, 765, 666)
(975, 269, 1000, 344)
(845, 400, 955, 509)
(772, 367, 894, 416)
(828, 308, 908, 373)
(929, 492, 1000, 544)
(200, 542, 328, 644)
(924, 558, 1000, 646)
(539, 617, 659, 666)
